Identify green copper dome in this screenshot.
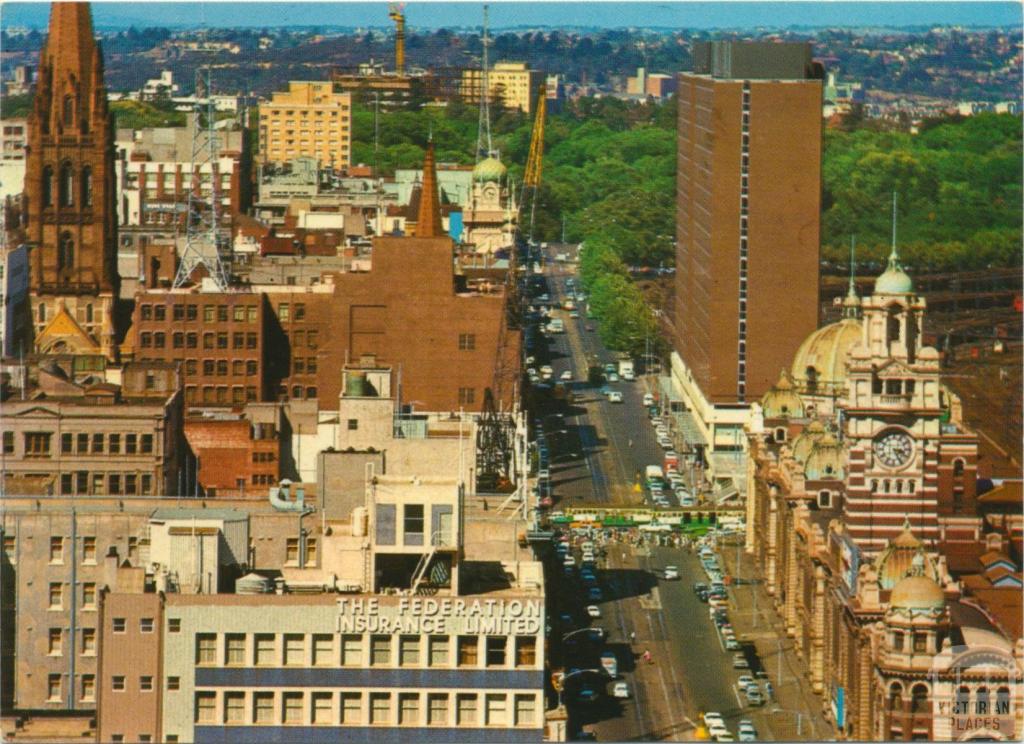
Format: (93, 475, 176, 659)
(473, 156, 507, 182)
(874, 252, 914, 295)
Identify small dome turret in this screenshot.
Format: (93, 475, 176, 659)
(791, 420, 826, 465)
(761, 370, 804, 419)
(874, 249, 914, 295)
(804, 431, 845, 480)
(473, 156, 507, 183)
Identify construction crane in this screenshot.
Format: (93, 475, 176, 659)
(388, 3, 406, 76)
(520, 85, 547, 242)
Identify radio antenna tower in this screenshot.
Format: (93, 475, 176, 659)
(173, 67, 230, 289)
(475, 4, 493, 161)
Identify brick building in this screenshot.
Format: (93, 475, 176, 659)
(24, 3, 120, 360)
(184, 406, 282, 497)
(129, 145, 520, 413)
(0, 359, 187, 498)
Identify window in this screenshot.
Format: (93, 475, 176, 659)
(485, 694, 507, 725)
(195, 691, 216, 723)
(818, 490, 832, 508)
(913, 633, 927, 653)
(371, 635, 391, 666)
(255, 633, 275, 665)
(457, 694, 478, 725)
(112, 616, 126, 633)
(49, 582, 63, 608)
(284, 634, 305, 666)
(82, 628, 96, 654)
(312, 691, 332, 724)
(247, 306, 258, 323)
(81, 582, 96, 608)
(304, 538, 317, 566)
(196, 633, 216, 665)
(233, 333, 244, 350)
(204, 305, 215, 323)
(81, 674, 95, 702)
(370, 693, 390, 725)
(203, 332, 214, 349)
(141, 434, 153, 454)
(76, 432, 89, 453)
(404, 505, 425, 545)
(167, 676, 180, 691)
(283, 691, 303, 723)
(312, 634, 333, 666)
(295, 303, 306, 320)
(48, 674, 62, 701)
(893, 631, 904, 651)
(42, 165, 54, 206)
(341, 692, 362, 724)
(112, 675, 126, 692)
(140, 675, 153, 692)
(254, 691, 274, 723)
(25, 432, 52, 457)
(429, 635, 450, 667)
(458, 333, 476, 351)
(59, 162, 73, 207)
(48, 628, 62, 655)
(2, 431, 12, 454)
(458, 636, 478, 666)
(140, 617, 154, 633)
(458, 387, 475, 405)
(486, 636, 507, 667)
(399, 635, 421, 667)
(217, 305, 228, 322)
(285, 538, 299, 565)
(514, 694, 536, 726)
(186, 333, 197, 349)
(168, 618, 181, 633)
(125, 434, 137, 454)
(341, 634, 362, 666)
(399, 693, 420, 725)
(224, 691, 245, 724)
(225, 634, 245, 665)
(515, 637, 536, 667)
(278, 303, 290, 322)
(427, 693, 449, 725)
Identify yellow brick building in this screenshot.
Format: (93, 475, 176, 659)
(461, 62, 544, 113)
(258, 81, 352, 168)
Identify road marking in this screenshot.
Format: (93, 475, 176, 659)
(639, 585, 663, 611)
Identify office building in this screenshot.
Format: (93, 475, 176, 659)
(669, 40, 822, 487)
(1, 244, 29, 357)
(258, 81, 352, 169)
(461, 62, 544, 113)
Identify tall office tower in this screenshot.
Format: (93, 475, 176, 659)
(25, 2, 119, 360)
(674, 41, 822, 413)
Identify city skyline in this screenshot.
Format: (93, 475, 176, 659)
(1, 1, 1021, 31)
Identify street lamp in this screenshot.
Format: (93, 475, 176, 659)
(554, 667, 609, 708)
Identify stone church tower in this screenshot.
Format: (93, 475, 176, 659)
(25, 2, 119, 359)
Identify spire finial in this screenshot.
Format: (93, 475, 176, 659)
(890, 191, 899, 263)
(843, 235, 861, 318)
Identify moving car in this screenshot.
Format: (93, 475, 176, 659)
(560, 370, 573, 381)
(608, 391, 623, 403)
(600, 650, 618, 677)
(588, 587, 603, 601)
(643, 393, 655, 406)
(586, 605, 602, 619)
(738, 720, 757, 742)
(663, 566, 680, 580)
(576, 687, 600, 704)
(611, 681, 630, 699)
(744, 687, 764, 706)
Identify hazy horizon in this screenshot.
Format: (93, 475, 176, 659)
(1, 1, 1021, 31)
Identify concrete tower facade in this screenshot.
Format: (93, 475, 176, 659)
(25, 2, 119, 359)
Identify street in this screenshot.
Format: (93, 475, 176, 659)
(531, 246, 831, 742)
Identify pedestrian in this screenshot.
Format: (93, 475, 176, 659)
(630, 631, 636, 643)
(628, 438, 633, 447)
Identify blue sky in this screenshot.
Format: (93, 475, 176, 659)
(2, 1, 1021, 30)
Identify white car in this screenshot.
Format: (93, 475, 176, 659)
(708, 723, 729, 738)
(663, 566, 680, 580)
(586, 605, 602, 619)
(563, 555, 576, 567)
(704, 712, 725, 727)
(560, 370, 573, 381)
(611, 681, 630, 699)
(643, 393, 655, 406)
(608, 391, 623, 403)
(540, 365, 554, 377)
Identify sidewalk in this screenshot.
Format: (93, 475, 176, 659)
(718, 537, 835, 742)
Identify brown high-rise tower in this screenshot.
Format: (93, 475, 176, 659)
(25, 2, 119, 359)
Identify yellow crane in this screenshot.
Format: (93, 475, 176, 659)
(388, 3, 406, 76)
(521, 85, 547, 241)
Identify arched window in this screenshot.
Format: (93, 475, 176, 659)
(59, 162, 73, 207)
(58, 232, 74, 275)
(884, 480, 891, 493)
(896, 480, 904, 494)
(38, 303, 47, 323)
(910, 684, 929, 713)
(818, 490, 831, 508)
(908, 480, 916, 494)
(63, 95, 74, 126)
(892, 630, 905, 651)
(887, 305, 901, 344)
(871, 479, 879, 493)
(774, 428, 787, 443)
(81, 166, 92, 207)
(888, 681, 904, 710)
(954, 686, 970, 716)
(805, 366, 819, 393)
(42, 165, 54, 207)
(953, 459, 965, 477)
(996, 686, 1011, 715)
(976, 687, 990, 716)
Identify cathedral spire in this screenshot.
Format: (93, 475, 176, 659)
(415, 141, 444, 238)
(873, 192, 914, 296)
(843, 235, 860, 318)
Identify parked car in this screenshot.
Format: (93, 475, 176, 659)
(663, 566, 680, 580)
(586, 605, 602, 619)
(608, 391, 623, 403)
(588, 587, 603, 601)
(745, 687, 764, 706)
(732, 653, 750, 669)
(643, 393, 655, 406)
(611, 681, 630, 699)
(560, 370, 573, 381)
(738, 720, 758, 742)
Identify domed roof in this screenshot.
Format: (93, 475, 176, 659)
(804, 432, 845, 481)
(890, 574, 945, 613)
(874, 251, 914, 295)
(473, 156, 507, 182)
(761, 370, 805, 419)
(791, 318, 862, 392)
(791, 420, 826, 465)
(874, 522, 940, 590)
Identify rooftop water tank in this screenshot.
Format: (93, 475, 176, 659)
(236, 572, 273, 595)
(345, 370, 369, 397)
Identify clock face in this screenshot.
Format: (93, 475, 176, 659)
(873, 430, 914, 468)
